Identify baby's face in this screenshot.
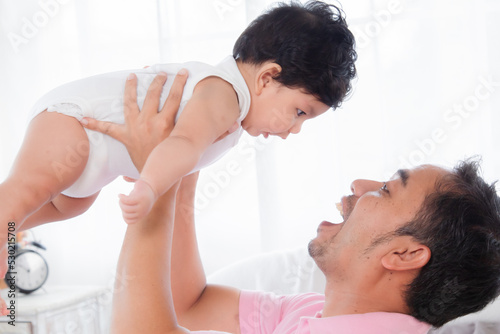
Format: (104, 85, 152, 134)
(242, 84, 330, 139)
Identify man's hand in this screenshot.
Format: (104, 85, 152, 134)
(80, 69, 188, 171)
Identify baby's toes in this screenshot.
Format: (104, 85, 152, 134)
(0, 297, 7, 316)
(0, 247, 7, 279)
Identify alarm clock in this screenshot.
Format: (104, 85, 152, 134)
(4, 236, 49, 294)
(11, 249, 49, 294)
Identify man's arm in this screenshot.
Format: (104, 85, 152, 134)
(112, 173, 241, 334)
(172, 173, 241, 332)
(111, 183, 188, 334)
(84, 72, 242, 332)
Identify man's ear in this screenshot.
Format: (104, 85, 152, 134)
(255, 62, 282, 95)
(381, 238, 431, 271)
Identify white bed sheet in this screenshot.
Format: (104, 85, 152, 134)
(430, 322, 500, 334)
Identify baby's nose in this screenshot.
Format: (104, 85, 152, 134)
(278, 132, 289, 139)
(289, 122, 302, 135)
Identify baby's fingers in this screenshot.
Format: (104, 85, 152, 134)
(123, 176, 137, 183)
(123, 212, 140, 224)
(119, 193, 137, 208)
(118, 195, 140, 224)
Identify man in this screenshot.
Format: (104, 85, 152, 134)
(84, 73, 500, 333)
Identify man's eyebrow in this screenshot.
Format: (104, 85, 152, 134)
(397, 169, 409, 187)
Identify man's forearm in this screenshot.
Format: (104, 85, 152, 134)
(111, 186, 188, 334)
(170, 174, 241, 333)
(171, 173, 207, 318)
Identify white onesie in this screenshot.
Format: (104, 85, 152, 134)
(29, 56, 251, 198)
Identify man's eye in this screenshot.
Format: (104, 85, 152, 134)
(380, 183, 389, 193)
(297, 109, 306, 116)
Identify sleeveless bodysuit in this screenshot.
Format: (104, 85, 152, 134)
(29, 56, 250, 198)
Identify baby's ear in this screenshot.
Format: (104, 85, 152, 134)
(255, 62, 282, 95)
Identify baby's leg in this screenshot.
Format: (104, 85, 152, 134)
(22, 192, 99, 230)
(0, 111, 89, 276)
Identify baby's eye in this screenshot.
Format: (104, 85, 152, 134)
(297, 109, 306, 116)
(380, 183, 389, 193)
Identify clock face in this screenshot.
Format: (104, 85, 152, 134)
(15, 250, 49, 293)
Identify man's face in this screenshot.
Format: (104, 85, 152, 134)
(309, 165, 449, 280)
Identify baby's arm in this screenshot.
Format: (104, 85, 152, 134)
(120, 77, 240, 224)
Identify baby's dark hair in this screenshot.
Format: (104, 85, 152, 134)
(233, 0, 357, 109)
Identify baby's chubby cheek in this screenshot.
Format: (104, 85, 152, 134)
(269, 112, 293, 132)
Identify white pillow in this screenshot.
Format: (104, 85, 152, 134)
(207, 246, 326, 295)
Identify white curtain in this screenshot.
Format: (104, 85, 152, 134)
(0, 0, 499, 287)
(0, 0, 162, 287)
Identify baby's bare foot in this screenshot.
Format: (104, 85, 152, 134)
(0, 292, 7, 316)
(0, 234, 10, 280)
(0, 227, 13, 317)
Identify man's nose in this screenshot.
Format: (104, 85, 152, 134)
(350, 179, 384, 197)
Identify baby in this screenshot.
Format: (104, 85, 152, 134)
(0, 1, 356, 278)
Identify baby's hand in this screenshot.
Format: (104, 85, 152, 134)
(119, 179, 157, 224)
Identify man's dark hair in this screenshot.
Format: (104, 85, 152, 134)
(233, 1, 357, 109)
(395, 160, 500, 327)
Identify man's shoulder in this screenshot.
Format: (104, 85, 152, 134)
(240, 290, 324, 316)
(239, 291, 325, 333)
(304, 312, 431, 334)
(282, 292, 325, 306)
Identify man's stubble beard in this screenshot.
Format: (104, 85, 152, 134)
(308, 234, 336, 263)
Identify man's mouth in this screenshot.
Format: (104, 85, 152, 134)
(319, 220, 335, 227)
(317, 220, 344, 234)
(335, 202, 344, 219)
(338, 195, 356, 222)
(317, 199, 349, 233)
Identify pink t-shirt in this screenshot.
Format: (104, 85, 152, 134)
(193, 290, 431, 334)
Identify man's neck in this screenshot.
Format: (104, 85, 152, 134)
(321, 279, 409, 318)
